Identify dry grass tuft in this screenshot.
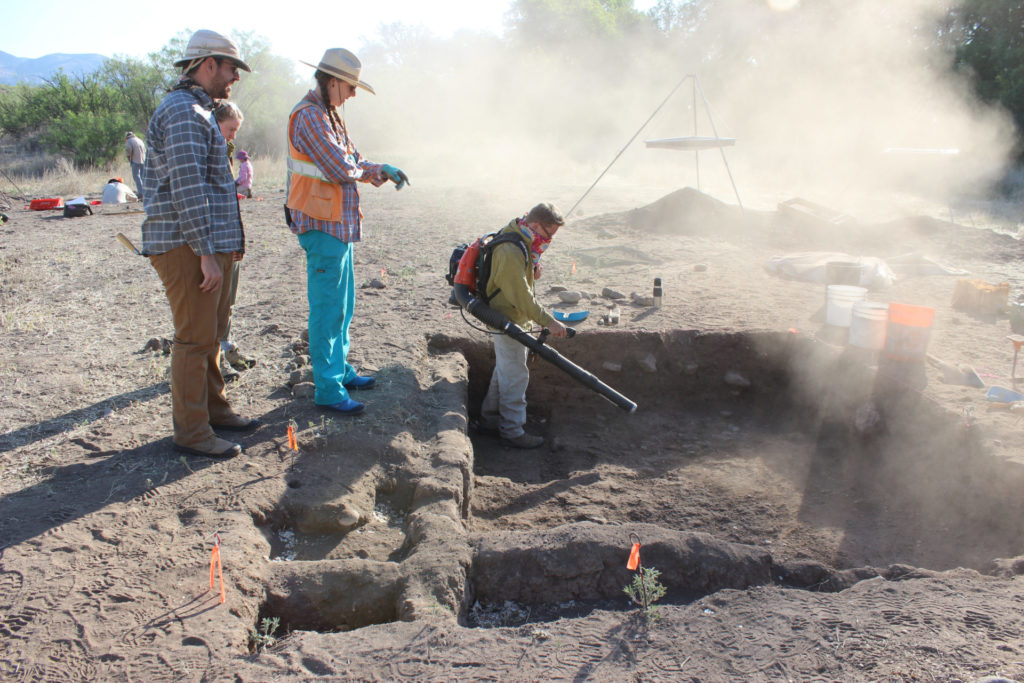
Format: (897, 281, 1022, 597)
(3, 158, 125, 199)
(1, 155, 285, 200)
(249, 155, 285, 189)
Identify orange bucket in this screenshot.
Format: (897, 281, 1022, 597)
(884, 303, 935, 361)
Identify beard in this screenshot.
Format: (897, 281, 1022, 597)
(206, 67, 235, 100)
(209, 79, 232, 100)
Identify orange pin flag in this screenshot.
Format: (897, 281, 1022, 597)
(209, 533, 226, 604)
(571, 260, 577, 275)
(380, 267, 387, 278)
(287, 424, 297, 450)
(626, 532, 642, 571)
(627, 543, 641, 570)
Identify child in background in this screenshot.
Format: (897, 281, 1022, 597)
(235, 149, 253, 198)
(212, 101, 256, 380)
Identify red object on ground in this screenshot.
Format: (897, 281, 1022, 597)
(90, 200, 102, 205)
(29, 198, 64, 210)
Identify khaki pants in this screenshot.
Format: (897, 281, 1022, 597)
(150, 246, 235, 446)
(481, 333, 530, 438)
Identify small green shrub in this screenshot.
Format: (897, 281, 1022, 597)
(248, 616, 280, 653)
(624, 565, 667, 621)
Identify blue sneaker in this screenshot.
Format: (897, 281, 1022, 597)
(318, 399, 365, 415)
(343, 375, 376, 391)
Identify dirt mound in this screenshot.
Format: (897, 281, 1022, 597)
(628, 186, 745, 233)
(575, 186, 764, 240)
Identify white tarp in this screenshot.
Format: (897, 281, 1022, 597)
(764, 252, 896, 289)
(765, 252, 968, 289)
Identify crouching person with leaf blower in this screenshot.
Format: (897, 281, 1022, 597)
(477, 203, 568, 449)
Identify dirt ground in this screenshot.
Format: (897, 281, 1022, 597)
(2, 179, 1024, 681)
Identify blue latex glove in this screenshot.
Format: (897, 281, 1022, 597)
(381, 164, 410, 190)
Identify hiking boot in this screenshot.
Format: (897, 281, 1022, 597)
(211, 414, 262, 432)
(224, 345, 256, 370)
(502, 433, 544, 449)
(173, 435, 242, 458)
(220, 357, 240, 382)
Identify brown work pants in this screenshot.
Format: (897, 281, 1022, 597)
(150, 246, 235, 447)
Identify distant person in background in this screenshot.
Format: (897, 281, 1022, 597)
(235, 149, 253, 198)
(101, 177, 137, 204)
(125, 132, 146, 200)
(286, 47, 409, 416)
(212, 99, 256, 382)
(141, 29, 258, 458)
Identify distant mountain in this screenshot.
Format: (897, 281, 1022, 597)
(0, 51, 108, 85)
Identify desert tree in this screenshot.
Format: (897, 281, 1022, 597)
(944, 0, 1024, 160)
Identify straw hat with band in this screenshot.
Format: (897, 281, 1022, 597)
(174, 30, 252, 75)
(300, 49, 375, 95)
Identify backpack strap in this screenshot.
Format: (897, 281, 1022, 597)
(478, 232, 529, 304)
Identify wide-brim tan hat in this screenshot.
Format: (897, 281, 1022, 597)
(300, 48, 375, 95)
(173, 29, 252, 73)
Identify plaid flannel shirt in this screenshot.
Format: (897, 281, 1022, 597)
(140, 82, 244, 256)
(287, 90, 384, 243)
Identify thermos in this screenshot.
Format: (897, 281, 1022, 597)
(653, 278, 662, 307)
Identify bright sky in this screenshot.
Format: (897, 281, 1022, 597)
(3, 0, 659, 62)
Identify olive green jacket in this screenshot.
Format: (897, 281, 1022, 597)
(484, 220, 554, 328)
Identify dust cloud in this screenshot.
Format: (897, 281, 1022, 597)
(340, 0, 1014, 216)
(286, 1, 1017, 571)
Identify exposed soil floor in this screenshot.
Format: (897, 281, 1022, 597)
(1, 182, 1024, 681)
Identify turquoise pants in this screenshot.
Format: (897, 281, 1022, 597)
(298, 230, 358, 404)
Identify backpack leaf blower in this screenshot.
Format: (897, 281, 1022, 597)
(452, 282, 638, 413)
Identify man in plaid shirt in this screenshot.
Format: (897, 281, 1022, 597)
(141, 30, 260, 458)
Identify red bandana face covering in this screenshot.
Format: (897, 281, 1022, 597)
(518, 217, 551, 268)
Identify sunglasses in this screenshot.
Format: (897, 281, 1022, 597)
(215, 58, 241, 76)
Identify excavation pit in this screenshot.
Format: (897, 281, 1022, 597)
(259, 329, 1024, 635)
(449, 329, 1024, 574)
(254, 358, 476, 634)
(263, 495, 409, 562)
(257, 434, 416, 565)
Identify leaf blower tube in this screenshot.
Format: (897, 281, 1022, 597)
(453, 283, 638, 413)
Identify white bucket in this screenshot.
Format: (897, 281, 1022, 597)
(848, 301, 889, 350)
(826, 285, 867, 327)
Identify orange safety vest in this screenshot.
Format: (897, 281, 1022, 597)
(285, 100, 342, 222)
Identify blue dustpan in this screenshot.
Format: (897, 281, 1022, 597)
(986, 386, 1024, 403)
(553, 310, 590, 323)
